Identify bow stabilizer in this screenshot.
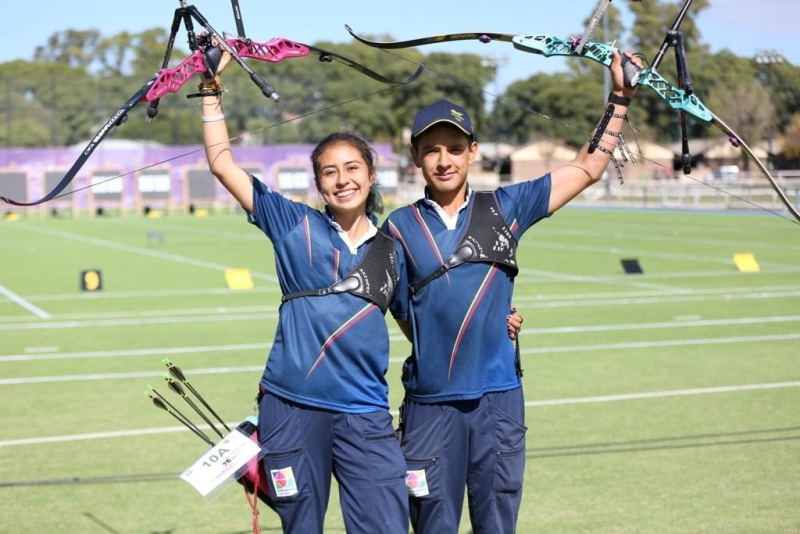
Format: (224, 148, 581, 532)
(574, 0, 612, 55)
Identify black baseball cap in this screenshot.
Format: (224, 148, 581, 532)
(411, 99, 474, 140)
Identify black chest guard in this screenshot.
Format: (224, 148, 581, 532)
(281, 230, 397, 314)
(412, 191, 518, 295)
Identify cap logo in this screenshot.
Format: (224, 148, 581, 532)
(450, 109, 465, 123)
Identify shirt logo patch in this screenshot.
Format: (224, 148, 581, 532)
(405, 469, 430, 497)
(270, 466, 298, 497)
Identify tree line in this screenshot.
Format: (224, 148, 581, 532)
(2, 0, 800, 166)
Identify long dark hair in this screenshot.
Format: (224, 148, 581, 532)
(310, 132, 384, 215)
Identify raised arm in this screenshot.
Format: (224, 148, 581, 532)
(199, 48, 255, 214)
(548, 50, 641, 214)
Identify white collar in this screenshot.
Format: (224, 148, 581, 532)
(330, 218, 378, 254)
(423, 186, 472, 230)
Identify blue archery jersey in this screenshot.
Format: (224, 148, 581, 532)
(384, 176, 551, 402)
(249, 179, 402, 413)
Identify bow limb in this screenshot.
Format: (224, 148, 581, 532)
(710, 112, 800, 223)
(0, 81, 155, 207)
(302, 43, 425, 85)
(345, 25, 519, 48)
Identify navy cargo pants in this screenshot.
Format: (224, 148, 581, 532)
(401, 387, 527, 534)
(258, 391, 409, 534)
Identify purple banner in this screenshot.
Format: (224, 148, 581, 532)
(0, 141, 397, 210)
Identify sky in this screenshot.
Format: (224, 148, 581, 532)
(3, 0, 798, 94)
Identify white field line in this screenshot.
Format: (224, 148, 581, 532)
(519, 239, 800, 271)
(1, 380, 798, 448)
(2, 329, 797, 367)
(104, 217, 264, 241)
(7, 223, 278, 282)
(0, 366, 266, 385)
(3, 328, 798, 379)
(0, 304, 279, 323)
(0, 343, 272, 363)
(0, 312, 278, 330)
(525, 381, 800, 407)
(7, 286, 280, 303)
(510, 289, 800, 309)
(517, 315, 800, 335)
(533, 225, 800, 253)
(517, 268, 689, 293)
(512, 284, 800, 301)
(0, 285, 50, 319)
(517, 269, 800, 284)
(2, 286, 798, 331)
(519, 332, 800, 354)
(1, 308, 797, 336)
(0, 284, 798, 312)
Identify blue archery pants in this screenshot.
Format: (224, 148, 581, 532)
(258, 391, 409, 534)
(401, 387, 527, 534)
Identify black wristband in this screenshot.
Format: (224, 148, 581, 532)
(607, 92, 632, 106)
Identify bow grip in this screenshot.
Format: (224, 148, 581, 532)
(145, 54, 208, 102)
(621, 55, 641, 88)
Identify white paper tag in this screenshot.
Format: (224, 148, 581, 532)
(180, 428, 263, 498)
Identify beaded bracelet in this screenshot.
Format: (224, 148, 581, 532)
(187, 81, 227, 99)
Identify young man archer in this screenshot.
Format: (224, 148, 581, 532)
(384, 50, 642, 534)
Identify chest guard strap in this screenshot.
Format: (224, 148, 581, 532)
(411, 191, 518, 295)
(281, 231, 397, 313)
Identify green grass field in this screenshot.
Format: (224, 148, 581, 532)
(1, 207, 798, 534)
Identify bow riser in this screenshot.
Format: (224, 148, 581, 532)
(145, 54, 207, 102)
(145, 38, 311, 102)
(511, 34, 712, 124)
(226, 37, 310, 63)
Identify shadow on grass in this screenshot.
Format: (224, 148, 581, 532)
(83, 511, 287, 533)
(83, 513, 123, 534)
(527, 425, 800, 458)
(0, 472, 178, 488)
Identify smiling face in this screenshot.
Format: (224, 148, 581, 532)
(315, 141, 375, 219)
(411, 124, 478, 208)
